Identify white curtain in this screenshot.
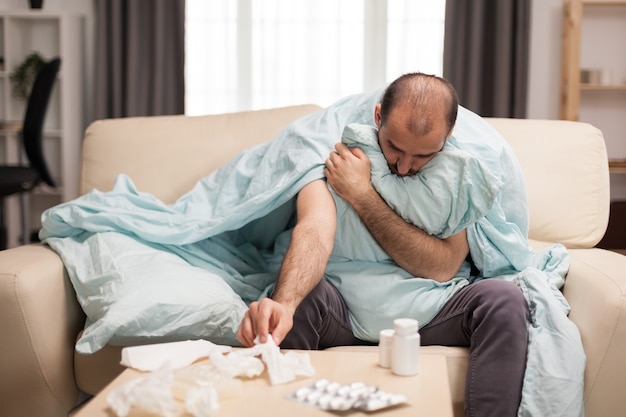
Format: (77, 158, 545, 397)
(185, 0, 445, 116)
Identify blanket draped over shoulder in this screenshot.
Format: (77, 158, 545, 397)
(40, 89, 585, 417)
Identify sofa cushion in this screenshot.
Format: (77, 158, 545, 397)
(80, 105, 323, 203)
(485, 118, 609, 248)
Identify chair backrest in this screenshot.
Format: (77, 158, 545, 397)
(21, 57, 61, 187)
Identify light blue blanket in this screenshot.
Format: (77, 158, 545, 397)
(41, 89, 584, 416)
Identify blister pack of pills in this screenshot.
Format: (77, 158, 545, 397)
(287, 378, 407, 412)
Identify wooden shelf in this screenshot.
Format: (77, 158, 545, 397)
(609, 159, 626, 173)
(580, 83, 626, 90)
(583, 0, 626, 5)
(561, 0, 626, 177)
(0, 121, 22, 132)
(560, 0, 626, 120)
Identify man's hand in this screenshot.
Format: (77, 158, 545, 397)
(237, 298, 294, 347)
(325, 143, 373, 205)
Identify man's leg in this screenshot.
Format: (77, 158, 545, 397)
(279, 280, 362, 349)
(419, 279, 529, 417)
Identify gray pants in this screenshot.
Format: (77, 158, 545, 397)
(279, 279, 529, 417)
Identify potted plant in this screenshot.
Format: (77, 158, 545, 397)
(9, 51, 45, 101)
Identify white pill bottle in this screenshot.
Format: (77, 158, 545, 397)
(391, 318, 420, 376)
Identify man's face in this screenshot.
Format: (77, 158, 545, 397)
(375, 104, 450, 177)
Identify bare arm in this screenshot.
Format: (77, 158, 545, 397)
(237, 179, 337, 346)
(272, 179, 337, 313)
(345, 184, 468, 282)
(325, 143, 468, 282)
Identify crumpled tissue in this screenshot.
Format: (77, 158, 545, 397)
(108, 363, 179, 417)
(107, 337, 315, 417)
(184, 385, 220, 417)
(208, 349, 265, 378)
(241, 336, 315, 385)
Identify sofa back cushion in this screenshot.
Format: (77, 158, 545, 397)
(486, 118, 610, 248)
(80, 107, 610, 249)
(80, 104, 322, 204)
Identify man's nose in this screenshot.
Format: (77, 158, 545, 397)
(396, 157, 412, 176)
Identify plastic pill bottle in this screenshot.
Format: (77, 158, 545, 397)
(378, 329, 394, 368)
(391, 318, 420, 376)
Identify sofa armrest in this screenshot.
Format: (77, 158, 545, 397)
(0, 244, 85, 417)
(564, 248, 626, 417)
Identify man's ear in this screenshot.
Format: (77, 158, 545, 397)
(374, 104, 382, 127)
(445, 123, 456, 141)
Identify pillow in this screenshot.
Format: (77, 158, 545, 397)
(46, 231, 247, 354)
(341, 123, 503, 238)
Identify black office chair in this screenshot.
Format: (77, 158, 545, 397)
(0, 57, 61, 250)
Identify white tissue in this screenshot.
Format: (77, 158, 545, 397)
(120, 340, 231, 371)
(238, 336, 315, 385)
(209, 349, 265, 378)
(109, 363, 236, 417)
(184, 386, 219, 417)
(172, 364, 242, 402)
(108, 364, 179, 417)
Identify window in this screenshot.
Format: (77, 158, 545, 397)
(185, 0, 446, 116)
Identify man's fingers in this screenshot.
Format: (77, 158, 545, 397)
(240, 301, 264, 345)
(350, 146, 367, 159)
(334, 142, 349, 154)
(254, 299, 276, 343)
(238, 298, 294, 346)
(332, 142, 368, 161)
(237, 311, 255, 347)
(270, 316, 293, 346)
(326, 144, 349, 172)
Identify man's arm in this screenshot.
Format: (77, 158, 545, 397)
(325, 143, 468, 282)
(237, 179, 337, 347)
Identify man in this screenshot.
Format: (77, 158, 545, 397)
(237, 73, 529, 417)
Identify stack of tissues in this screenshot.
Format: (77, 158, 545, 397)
(107, 337, 315, 417)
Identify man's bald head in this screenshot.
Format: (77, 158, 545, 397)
(379, 73, 459, 138)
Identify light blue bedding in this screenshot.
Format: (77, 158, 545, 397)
(41, 89, 584, 416)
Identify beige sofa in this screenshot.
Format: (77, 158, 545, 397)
(1, 104, 625, 417)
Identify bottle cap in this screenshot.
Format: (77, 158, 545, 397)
(379, 329, 394, 345)
(393, 318, 418, 336)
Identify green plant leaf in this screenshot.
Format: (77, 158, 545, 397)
(9, 51, 45, 101)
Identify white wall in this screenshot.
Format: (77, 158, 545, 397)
(527, 0, 562, 120)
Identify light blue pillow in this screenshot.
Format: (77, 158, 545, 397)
(340, 123, 503, 238)
(46, 231, 247, 354)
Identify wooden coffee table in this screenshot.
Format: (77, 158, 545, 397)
(74, 350, 453, 417)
